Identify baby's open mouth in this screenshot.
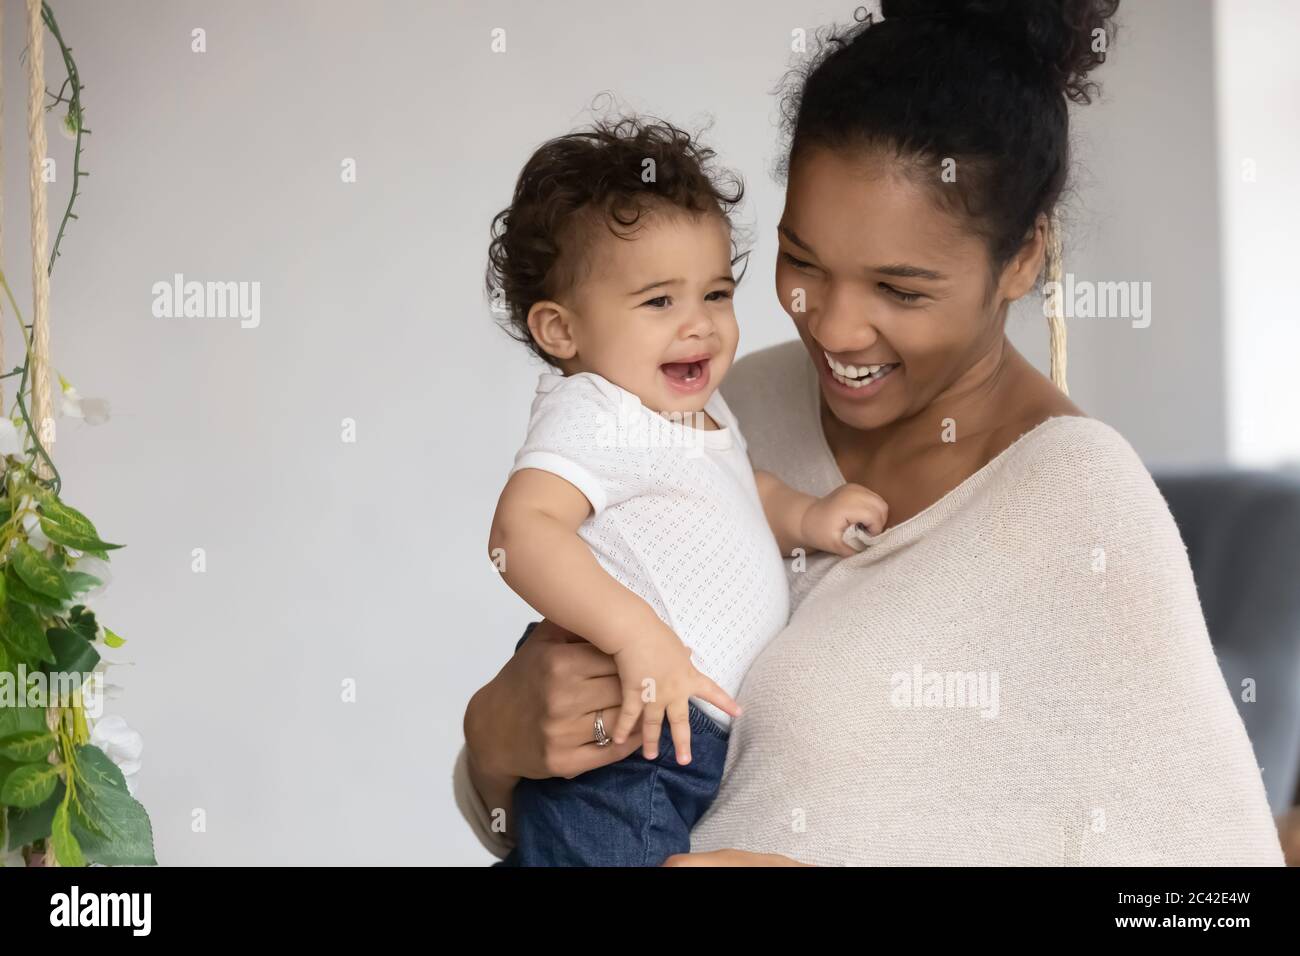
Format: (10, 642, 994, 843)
(660, 354, 712, 393)
(661, 360, 705, 383)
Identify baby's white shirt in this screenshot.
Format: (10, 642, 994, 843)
(510, 369, 791, 729)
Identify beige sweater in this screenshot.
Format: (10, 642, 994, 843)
(454, 340, 1283, 865)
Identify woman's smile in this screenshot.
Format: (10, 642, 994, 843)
(822, 350, 902, 394)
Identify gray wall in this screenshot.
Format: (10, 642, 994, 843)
(0, 0, 1230, 864)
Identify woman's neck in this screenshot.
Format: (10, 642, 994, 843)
(820, 339, 1041, 487)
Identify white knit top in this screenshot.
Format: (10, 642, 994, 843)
(509, 369, 790, 728)
(454, 341, 1283, 866)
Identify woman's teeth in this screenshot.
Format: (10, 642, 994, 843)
(824, 352, 898, 388)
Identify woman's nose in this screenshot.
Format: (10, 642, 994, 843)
(809, 287, 880, 353)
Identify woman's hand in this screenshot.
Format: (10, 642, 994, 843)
(662, 849, 813, 867)
(463, 619, 643, 794)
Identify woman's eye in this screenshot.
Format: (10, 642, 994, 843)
(881, 284, 922, 304)
(705, 289, 733, 301)
(781, 251, 816, 271)
(641, 295, 671, 308)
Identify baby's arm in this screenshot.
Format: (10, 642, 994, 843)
(488, 468, 741, 762)
(755, 470, 889, 557)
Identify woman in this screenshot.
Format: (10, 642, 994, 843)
(454, 0, 1284, 865)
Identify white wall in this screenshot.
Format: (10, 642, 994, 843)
(0, 0, 1244, 864)
(1214, 0, 1300, 469)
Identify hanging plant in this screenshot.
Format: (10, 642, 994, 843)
(0, 0, 154, 867)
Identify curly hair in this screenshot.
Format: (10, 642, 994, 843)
(486, 116, 746, 366)
(775, 0, 1121, 279)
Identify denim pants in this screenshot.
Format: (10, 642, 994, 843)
(497, 621, 730, 867)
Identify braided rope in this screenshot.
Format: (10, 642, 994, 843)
(0, 1, 6, 413)
(1044, 214, 1069, 395)
(26, 0, 53, 477)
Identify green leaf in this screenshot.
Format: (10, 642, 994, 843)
(69, 605, 98, 643)
(38, 498, 100, 539)
(102, 627, 125, 649)
(51, 801, 86, 866)
(3, 566, 64, 611)
(1, 762, 60, 807)
(46, 627, 99, 676)
(5, 782, 61, 848)
(0, 731, 56, 762)
(38, 517, 123, 553)
(11, 541, 71, 600)
(62, 571, 103, 597)
(69, 745, 156, 866)
(0, 600, 55, 664)
(0, 705, 48, 742)
(70, 794, 108, 839)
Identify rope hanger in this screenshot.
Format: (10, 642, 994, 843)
(0, 0, 58, 480)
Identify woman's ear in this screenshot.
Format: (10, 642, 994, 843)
(526, 301, 578, 362)
(998, 214, 1049, 303)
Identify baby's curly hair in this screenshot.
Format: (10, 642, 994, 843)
(486, 116, 746, 367)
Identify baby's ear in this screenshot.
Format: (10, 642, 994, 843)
(526, 300, 578, 361)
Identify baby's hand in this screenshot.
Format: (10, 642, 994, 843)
(611, 625, 740, 765)
(801, 483, 889, 556)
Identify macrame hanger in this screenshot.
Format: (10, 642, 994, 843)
(1044, 213, 1069, 395)
(26, 0, 54, 477)
(0, 1, 6, 414)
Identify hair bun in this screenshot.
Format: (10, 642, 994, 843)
(879, 0, 1120, 104)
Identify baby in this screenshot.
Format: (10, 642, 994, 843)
(485, 117, 887, 866)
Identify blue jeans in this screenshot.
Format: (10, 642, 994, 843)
(496, 622, 730, 867)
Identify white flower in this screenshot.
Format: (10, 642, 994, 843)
(0, 418, 21, 456)
(89, 714, 143, 797)
(60, 385, 111, 425)
(68, 553, 113, 598)
(17, 495, 51, 551)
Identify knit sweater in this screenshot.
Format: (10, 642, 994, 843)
(454, 340, 1283, 865)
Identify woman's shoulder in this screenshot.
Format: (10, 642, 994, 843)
(991, 412, 1189, 567)
(1005, 413, 1147, 482)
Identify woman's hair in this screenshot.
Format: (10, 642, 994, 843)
(486, 116, 746, 367)
(779, 0, 1121, 285)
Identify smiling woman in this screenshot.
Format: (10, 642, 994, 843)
(455, 0, 1285, 867)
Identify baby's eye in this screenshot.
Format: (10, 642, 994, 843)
(781, 251, 816, 271)
(641, 295, 671, 308)
(705, 289, 733, 301)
